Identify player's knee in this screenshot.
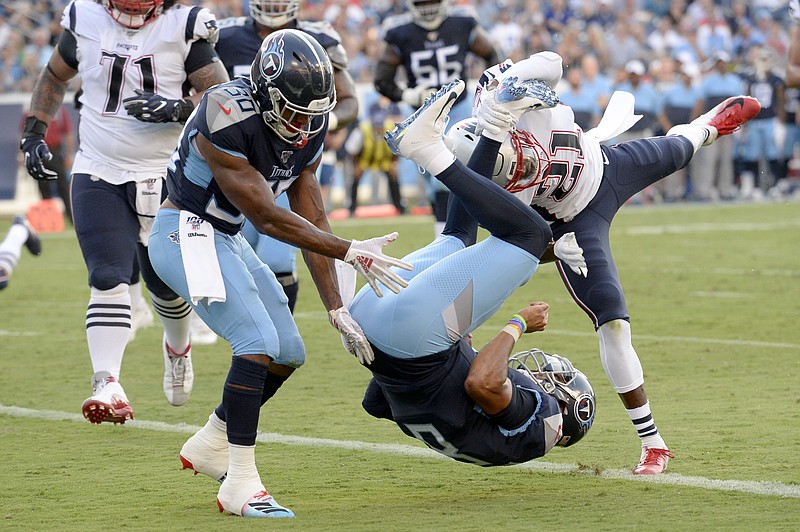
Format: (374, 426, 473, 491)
(141, 268, 179, 300)
(89, 266, 129, 291)
(518, 213, 552, 258)
(90, 282, 128, 300)
(362, 379, 394, 420)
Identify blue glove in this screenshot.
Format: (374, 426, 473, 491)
(19, 117, 57, 181)
(123, 90, 193, 123)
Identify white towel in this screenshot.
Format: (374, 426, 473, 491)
(179, 210, 226, 306)
(585, 91, 642, 143)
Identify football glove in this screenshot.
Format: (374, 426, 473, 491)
(343, 233, 412, 297)
(123, 90, 193, 123)
(401, 86, 436, 108)
(554, 232, 588, 277)
(19, 117, 57, 181)
(328, 307, 374, 365)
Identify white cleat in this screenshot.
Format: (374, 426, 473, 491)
(163, 334, 193, 406)
(179, 430, 229, 483)
(81, 371, 134, 425)
(190, 311, 218, 345)
(384, 79, 465, 171)
(217, 480, 295, 518)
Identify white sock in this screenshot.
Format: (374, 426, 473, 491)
(0, 224, 30, 275)
(626, 402, 667, 450)
(86, 283, 131, 378)
(425, 149, 456, 177)
(667, 123, 711, 152)
(150, 293, 192, 353)
(129, 281, 148, 312)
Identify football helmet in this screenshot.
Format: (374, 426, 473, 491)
(407, 0, 451, 30)
(250, 29, 336, 145)
(103, 0, 167, 28)
(444, 118, 549, 193)
(249, 0, 300, 28)
(509, 348, 596, 447)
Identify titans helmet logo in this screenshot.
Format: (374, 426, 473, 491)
(260, 33, 285, 81)
(575, 394, 596, 431)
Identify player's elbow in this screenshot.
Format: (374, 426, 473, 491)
(464, 372, 505, 408)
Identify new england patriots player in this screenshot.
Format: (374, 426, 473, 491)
(206, 0, 359, 330)
(445, 51, 761, 474)
(147, 29, 410, 518)
(789, 0, 800, 87)
(375, 0, 498, 235)
(351, 80, 595, 466)
(19, 0, 229, 424)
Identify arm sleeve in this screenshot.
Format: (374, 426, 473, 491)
(488, 384, 541, 431)
(184, 39, 220, 76)
(57, 30, 79, 70)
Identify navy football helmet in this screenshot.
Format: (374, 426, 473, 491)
(103, 0, 167, 28)
(249, 0, 300, 28)
(407, 0, 451, 30)
(509, 348, 596, 447)
(250, 29, 336, 144)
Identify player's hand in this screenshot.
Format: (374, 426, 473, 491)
(123, 90, 193, 123)
(401, 86, 436, 108)
(328, 307, 374, 365)
(475, 87, 516, 137)
(554, 232, 588, 277)
(344, 233, 413, 297)
(19, 136, 57, 181)
(517, 301, 550, 333)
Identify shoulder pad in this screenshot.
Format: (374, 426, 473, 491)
(380, 13, 414, 35)
(297, 19, 343, 44)
(326, 43, 349, 71)
(205, 83, 259, 134)
(184, 6, 219, 44)
(61, 0, 105, 36)
(217, 16, 248, 30)
(448, 5, 479, 20)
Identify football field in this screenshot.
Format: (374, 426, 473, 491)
(1, 201, 799, 530)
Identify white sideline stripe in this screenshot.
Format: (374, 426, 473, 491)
(623, 219, 800, 235)
(2, 405, 799, 500)
(544, 329, 800, 350)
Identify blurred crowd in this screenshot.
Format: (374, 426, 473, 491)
(3, 0, 799, 202)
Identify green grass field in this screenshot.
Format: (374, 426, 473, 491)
(1, 201, 799, 531)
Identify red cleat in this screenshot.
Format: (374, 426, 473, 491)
(633, 447, 674, 475)
(692, 96, 761, 145)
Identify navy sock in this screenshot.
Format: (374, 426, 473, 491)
(261, 371, 290, 406)
(219, 357, 269, 446)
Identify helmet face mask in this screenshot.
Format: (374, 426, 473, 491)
(444, 118, 549, 193)
(250, 29, 336, 145)
(407, 0, 451, 30)
(250, 0, 300, 28)
(103, 0, 165, 28)
(509, 348, 596, 448)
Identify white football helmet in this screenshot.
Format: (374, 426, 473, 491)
(250, 0, 300, 28)
(509, 348, 596, 447)
(407, 0, 451, 30)
(443, 118, 550, 193)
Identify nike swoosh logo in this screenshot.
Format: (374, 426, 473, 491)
(217, 102, 232, 115)
(602, 150, 609, 165)
(434, 91, 459, 123)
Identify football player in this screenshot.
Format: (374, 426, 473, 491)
(445, 51, 760, 474)
(19, 0, 230, 423)
(374, 0, 499, 235)
(350, 79, 595, 465)
(187, 0, 361, 341)
(148, 29, 411, 518)
(788, 0, 800, 87)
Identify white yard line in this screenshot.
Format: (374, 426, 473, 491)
(1, 404, 799, 499)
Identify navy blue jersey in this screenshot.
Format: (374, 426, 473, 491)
(368, 339, 563, 466)
(381, 9, 478, 91)
(215, 17, 348, 79)
(743, 72, 784, 120)
(166, 78, 326, 235)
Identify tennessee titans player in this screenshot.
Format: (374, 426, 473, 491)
(351, 79, 596, 466)
(148, 29, 410, 518)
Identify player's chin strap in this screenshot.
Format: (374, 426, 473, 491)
(585, 91, 642, 143)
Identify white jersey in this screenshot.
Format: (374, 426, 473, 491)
(792, 0, 800, 22)
(514, 106, 603, 222)
(63, 0, 218, 183)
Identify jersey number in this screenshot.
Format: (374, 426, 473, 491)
(409, 45, 461, 88)
(533, 131, 584, 201)
(100, 51, 156, 114)
(401, 423, 491, 466)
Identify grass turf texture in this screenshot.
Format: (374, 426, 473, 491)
(1, 201, 799, 530)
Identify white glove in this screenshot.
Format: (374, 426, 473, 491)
(329, 307, 374, 365)
(553, 232, 587, 277)
(475, 88, 516, 141)
(402, 86, 436, 108)
(344, 232, 412, 297)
